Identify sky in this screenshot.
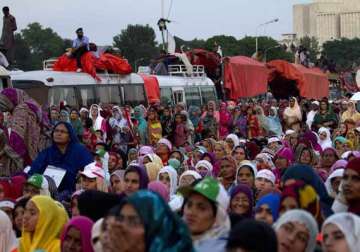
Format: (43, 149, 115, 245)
(1, 0, 312, 45)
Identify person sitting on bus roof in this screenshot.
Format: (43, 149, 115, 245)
(71, 28, 90, 72)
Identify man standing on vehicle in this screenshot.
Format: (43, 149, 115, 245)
(0, 6, 17, 66)
(71, 28, 90, 72)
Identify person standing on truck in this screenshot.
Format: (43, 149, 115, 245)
(71, 28, 90, 72)
(0, 7, 17, 65)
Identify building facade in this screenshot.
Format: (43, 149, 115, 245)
(293, 0, 360, 44)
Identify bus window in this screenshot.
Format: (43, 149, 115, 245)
(96, 86, 121, 105)
(49, 87, 77, 107)
(200, 86, 217, 104)
(160, 88, 173, 105)
(77, 86, 96, 107)
(122, 85, 147, 107)
(185, 87, 201, 107)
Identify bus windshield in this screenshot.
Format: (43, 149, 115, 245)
(48, 87, 77, 107)
(123, 85, 147, 107)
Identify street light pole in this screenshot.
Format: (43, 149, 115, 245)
(255, 18, 279, 57)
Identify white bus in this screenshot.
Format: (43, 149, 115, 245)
(10, 61, 217, 108)
(0, 66, 11, 91)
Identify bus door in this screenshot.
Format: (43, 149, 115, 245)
(172, 87, 185, 105)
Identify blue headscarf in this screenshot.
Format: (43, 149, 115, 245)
(29, 122, 93, 192)
(134, 106, 148, 144)
(282, 164, 333, 217)
(255, 193, 281, 222)
(110, 190, 194, 252)
(267, 107, 283, 137)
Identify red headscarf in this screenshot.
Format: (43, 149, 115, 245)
(345, 158, 360, 215)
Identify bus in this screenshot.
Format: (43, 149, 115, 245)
(0, 66, 11, 91)
(10, 61, 217, 108)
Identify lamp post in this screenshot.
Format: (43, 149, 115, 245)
(255, 18, 279, 56)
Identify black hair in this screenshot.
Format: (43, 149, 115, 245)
(2, 6, 9, 12)
(84, 118, 93, 129)
(14, 197, 30, 237)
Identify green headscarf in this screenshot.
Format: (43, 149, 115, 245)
(110, 190, 194, 252)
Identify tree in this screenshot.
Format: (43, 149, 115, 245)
(14, 33, 32, 70)
(204, 35, 239, 56)
(237, 36, 294, 62)
(113, 24, 159, 68)
(299, 36, 320, 63)
(174, 36, 206, 51)
(21, 22, 67, 69)
(322, 38, 360, 71)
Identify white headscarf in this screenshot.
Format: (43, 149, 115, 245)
(90, 104, 105, 131)
(236, 161, 258, 184)
(195, 160, 213, 176)
(0, 210, 17, 252)
(325, 169, 344, 197)
(179, 170, 202, 183)
(110, 106, 128, 129)
(284, 97, 302, 121)
(274, 209, 318, 252)
(226, 134, 240, 148)
(322, 213, 360, 252)
(157, 166, 178, 196)
(92, 218, 104, 252)
(318, 127, 332, 151)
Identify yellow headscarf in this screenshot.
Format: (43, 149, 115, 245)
(145, 154, 164, 181)
(19, 196, 69, 252)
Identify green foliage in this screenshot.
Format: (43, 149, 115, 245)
(299, 36, 319, 62)
(322, 38, 360, 71)
(174, 36, 206, 51)
(204, 35, 238, 56)
(113, 24, 159, 68)
(14, 22, 68, 70)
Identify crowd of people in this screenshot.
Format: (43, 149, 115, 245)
(1, 86, 360, 252)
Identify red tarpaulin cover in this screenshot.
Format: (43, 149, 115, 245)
(139, 74, 160, 104)
(292, 64, 329, 100)
(53, 52, 132, 81)
(223, 56, 268, 99)
(267, 60, 328, 99)
(186, 49, 221, 78)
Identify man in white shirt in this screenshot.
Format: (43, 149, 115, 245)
(71, 28, 90, 72)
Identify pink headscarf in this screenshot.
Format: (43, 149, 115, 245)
(61, 216, 94, 252)
(148, 181, 170, 202)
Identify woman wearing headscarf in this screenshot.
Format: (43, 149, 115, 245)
(69, 109, 84, 139)
(199, 107, 218, 139)
(342, 158, 360, 215)
(322, 212, 360, 252)
(20, 195, 69, 252)
(180, 177, 230, 252)
(143, 153, 163, 181)
(195, 160, 213, 178)
(0, 175, 26, 200)
(103, 190, 194, 252)
(60, 110, 70, 123)
(89, 104, 107, 139)
(294, 143, 317, 167)
(282, 164, 334, 217)
(318, 147, 339, 176)
(313, 99, 338, 131)
(229, 184, 254, 219)
(123, 164, 149, 196)
(232, 104, 248, 138)
(246, 106, 261, 139)
(318, 127, 332, 151)
(341, 101, 360, 123)
(346, 129, 359, 150)
(255, 106, 270, 136)
(157, 166, 183, 211)
(29, 122, 93, 193)
(218, 102, 232, 140)
(280, 181, 321, 223)
(0, 88, 49, 167)
(283, 97, 302, 131)
(0, 209, 18, 252)
(255, 193, 280, 225)
(219, 156, 238, 191)
(235, 160, 257, 189)
(225, 134, 240, 153)
(188, 106, 202, 143)
(325, 168, 344, 199)
(273, 147, 294, 183)
(179, 170, 201, 187)
(61, 216, 94, 252)
(134, 105, 148, 145)
(267, 106, 283, 137)
(274, 209, 319, 252)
